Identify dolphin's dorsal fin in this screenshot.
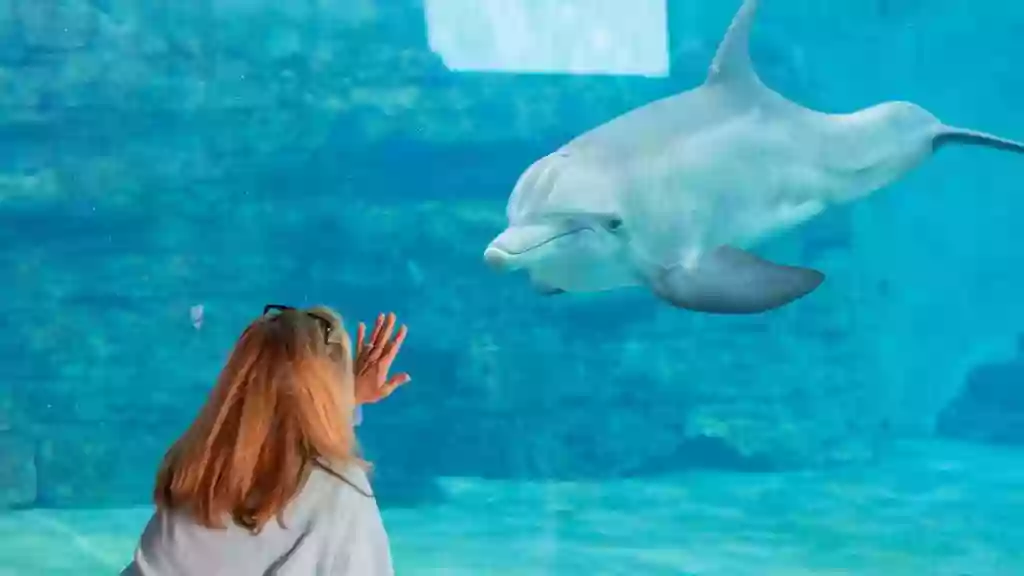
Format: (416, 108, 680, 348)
(705, 0, 763, 91)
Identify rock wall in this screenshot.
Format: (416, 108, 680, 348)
(1, 0, 1021, 509)
(0, 383, 35, 508)
(2, 185, 898, 508)
(937, 337, 1024, 446)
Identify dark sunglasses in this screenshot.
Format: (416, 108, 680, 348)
(262, 304, 335, 345)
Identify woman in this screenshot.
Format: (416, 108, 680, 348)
(121, 305, 412, 576)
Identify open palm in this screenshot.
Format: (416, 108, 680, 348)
(354, 312, 410, 404)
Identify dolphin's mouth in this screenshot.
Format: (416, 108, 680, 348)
(484, 225, 590, 270)
(492, 227, 588, 256)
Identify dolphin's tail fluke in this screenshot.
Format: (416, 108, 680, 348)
(934, 127, 1024, 154)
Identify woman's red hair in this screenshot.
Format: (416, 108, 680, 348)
(153, 306, 359, 533)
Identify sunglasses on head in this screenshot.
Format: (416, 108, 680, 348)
(262, 304, 336, 345)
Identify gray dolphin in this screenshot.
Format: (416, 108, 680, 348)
(483, 0, 1024, 314)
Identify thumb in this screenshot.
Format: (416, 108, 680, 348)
(385, 373, 412, 389)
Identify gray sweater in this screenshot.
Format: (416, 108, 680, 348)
(121, 462, 393, 576)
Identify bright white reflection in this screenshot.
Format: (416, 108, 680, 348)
(423, 0, 669, 77)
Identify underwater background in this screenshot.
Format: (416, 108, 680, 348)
(1, 0, 1024, 574)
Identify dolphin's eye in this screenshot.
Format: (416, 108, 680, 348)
(606, 217, 624, 231)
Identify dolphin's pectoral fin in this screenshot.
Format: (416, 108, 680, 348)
(533, 281, 566, 296)
(650, 246, 824, 314)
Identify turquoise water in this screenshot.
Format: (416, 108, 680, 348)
(2, 1, 1024, 574)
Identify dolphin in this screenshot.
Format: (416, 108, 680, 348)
(483, 0, 1024, 314)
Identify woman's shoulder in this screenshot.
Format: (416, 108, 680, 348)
(309, 460, 393, 573)
(310, 458, 375, 500)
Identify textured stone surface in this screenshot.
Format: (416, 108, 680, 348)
(33, 423, 165, 507)
(0, 0, 673, 217)
(936, 339, 1024, 446)
(0, 432, 36, 508)
(0, 385, 11, 432)
(1, 191, 896, 506)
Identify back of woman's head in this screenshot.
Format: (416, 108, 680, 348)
(154, 305, 358, 533)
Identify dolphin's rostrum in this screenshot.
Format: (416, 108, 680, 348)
(484, 0, 1024, 314)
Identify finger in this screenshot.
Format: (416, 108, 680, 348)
(385, 372, 411, 389)
(379, 373, 411, 399)
(362, 315, 386, 363)
(356, 322, 366, 354)
(368, 313, 384, 345)
(365, 328, 388, 363)
(381, 324, 407, 365)
(374, 312, 396, 348)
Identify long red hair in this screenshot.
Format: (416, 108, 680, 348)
(154, 305, 360, 533)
